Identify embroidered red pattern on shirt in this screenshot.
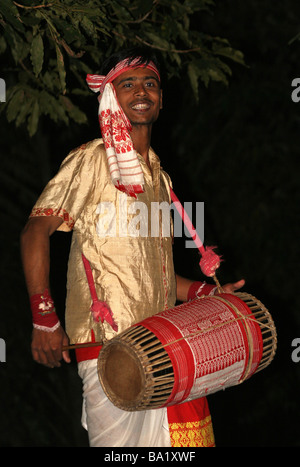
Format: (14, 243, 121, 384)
(30, 207, 75, 229)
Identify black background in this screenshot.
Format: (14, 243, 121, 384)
(0, 0, 299, 447)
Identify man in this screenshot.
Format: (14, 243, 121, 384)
(21, 48, 244, 447)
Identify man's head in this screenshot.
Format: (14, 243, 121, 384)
(86, 48, 162, 195)
(100, 48, 162, 127)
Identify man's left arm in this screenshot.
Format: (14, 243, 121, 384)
(176, 274, 245, 302)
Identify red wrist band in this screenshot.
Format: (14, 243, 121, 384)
(187, 281, 216, 301)
(30, 289, 60, 332)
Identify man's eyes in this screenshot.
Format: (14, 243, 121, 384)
(122, 81, 156, 88)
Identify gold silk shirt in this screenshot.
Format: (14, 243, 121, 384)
(30, 139, 177, 344)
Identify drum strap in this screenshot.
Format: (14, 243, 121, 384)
(170, 188, 205, 255)
(170, 188, 222, 287)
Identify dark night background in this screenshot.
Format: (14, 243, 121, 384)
(1, 1, 300, 447)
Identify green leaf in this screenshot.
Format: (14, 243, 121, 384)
(15, 93, 34, 127)
(80, 16, 97, 40)
(30, 34, 44, 77)
(207, 66, 228, 84)
(0, 36, 7, 55)
(6, 88, 24, 123)
(39, 91, 69, 125)
(144, 31, 170, 50)
(0, 0, 25, 33)
(59, 95, 87, 124)
(188, 62, 200, 100)
(55, 44, 66, 94)
(213, 44, 245, 65)
(41, 71, 56, 93)
(51, 17, 85, 45)
(4, 25, 29, 64)
(27, 98, 39, 137)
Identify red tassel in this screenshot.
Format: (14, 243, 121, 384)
(199, 246, 222, 277)
(91, 300, 118, 332)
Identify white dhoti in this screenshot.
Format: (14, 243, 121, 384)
(78, 359, 172, 447)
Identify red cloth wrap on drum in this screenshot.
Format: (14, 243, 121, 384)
(138, 315, 196, 406)
(221, 293, 263, 379)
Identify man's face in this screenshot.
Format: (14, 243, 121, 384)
(112, 67, 162, 126)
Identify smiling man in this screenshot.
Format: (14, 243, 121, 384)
(114, 67, 162, 124)
(21, 47, 244, 447)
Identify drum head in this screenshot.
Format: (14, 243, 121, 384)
(98, 341, 145, 409)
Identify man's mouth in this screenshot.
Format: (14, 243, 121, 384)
(131, 101, 151, 111)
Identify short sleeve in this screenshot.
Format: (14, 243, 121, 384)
(30, 140, 99, 232)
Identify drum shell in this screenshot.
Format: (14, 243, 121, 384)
(98, 292, 277, 411)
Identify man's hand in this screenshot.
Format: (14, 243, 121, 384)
(31, 326, 71, 368)
(219, 279, 245, 294)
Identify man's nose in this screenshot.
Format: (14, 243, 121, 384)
(134, 82, 147, 95)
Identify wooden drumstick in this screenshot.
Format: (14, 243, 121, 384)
(62, 341, 103, 351)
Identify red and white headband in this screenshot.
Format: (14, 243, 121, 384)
(86, 57, 160, 95)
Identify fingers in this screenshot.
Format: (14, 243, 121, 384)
(62, 335, 71, 364)
(31, 328, 71, 368)
(32, 341, 63, 368)
(231, 279, 245, 290)
(220, 279, 245, 294)
(32, 344, 61, 368)
(62, 350, 71, 364)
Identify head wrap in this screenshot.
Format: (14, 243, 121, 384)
(86, 58, 161, 198)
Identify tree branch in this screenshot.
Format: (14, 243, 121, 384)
(135, 35, 202, 54)
(13, 1, 55, 9)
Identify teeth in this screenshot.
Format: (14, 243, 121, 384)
(132, 103, 150, 110)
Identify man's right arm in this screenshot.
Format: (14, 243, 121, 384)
(21, 216, 62, 295)
(20, 216, 71, 368)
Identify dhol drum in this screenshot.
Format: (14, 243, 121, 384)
(97, 292, 277, 411)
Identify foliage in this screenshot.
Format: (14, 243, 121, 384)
(0, 0, 244, 136)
